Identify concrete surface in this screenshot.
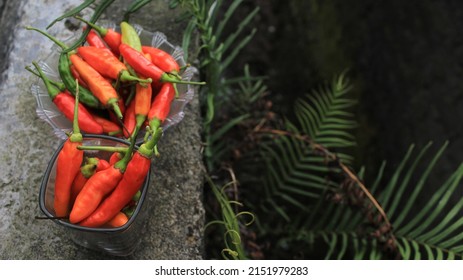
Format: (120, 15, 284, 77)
(0, 0, 204, 259)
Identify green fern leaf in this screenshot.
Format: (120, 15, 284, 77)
(263, 142, 463, 260)
(372, 142, 463, 260)
(254, 74, 356, 223)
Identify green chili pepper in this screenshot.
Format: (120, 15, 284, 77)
(26, 26, 102, 109)
(120, 21, 142, 52)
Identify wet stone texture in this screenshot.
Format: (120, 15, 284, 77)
(0, 0, 204, 259)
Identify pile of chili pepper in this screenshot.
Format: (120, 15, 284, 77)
(27, 19, 203, 140)
(28, 19, 204, 228)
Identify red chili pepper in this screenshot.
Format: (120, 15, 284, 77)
(79, 128, 163, 227)
(91, 114, 122, 136)
(77, 46, 151, 84)
(119, 44, 205, 87)
(148, 82, 175, 132)
(109, 151, 123, 165)
(69, 53, 123, 119)
(117, 97, 126, 115)
(123, 99, 136, 138)
(76, 16, 121, 56)
(53, 78, 84, 217)
(70, 64, 89, 89)
(30, 62, 104, 134)
(86, 29, 108, 49)
(141, 46, 180, 74)
(97, 158, 111, 170)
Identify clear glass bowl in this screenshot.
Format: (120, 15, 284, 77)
(31, 22, 197, 141)
(39, 134, 151, 256)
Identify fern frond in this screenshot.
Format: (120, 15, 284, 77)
(370, 142, 463, 260)
(259, 141, 463, 260)
(292, 73, 356, 165)
(252, 74, 356, 222)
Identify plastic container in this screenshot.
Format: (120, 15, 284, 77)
(39, 134, 150, 256)
(31, 22, 197, 141)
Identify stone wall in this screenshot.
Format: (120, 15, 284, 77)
(0, 0, 204, 259)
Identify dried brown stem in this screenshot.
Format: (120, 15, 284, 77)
(256, 128, 397, 249)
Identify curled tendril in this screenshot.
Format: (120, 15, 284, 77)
(204, 220, 226, 230)
(228, 200, 244, 207)
(221, 249, 239, 260)
(236, 211, 255, 226)
(224, 229, 241, 246)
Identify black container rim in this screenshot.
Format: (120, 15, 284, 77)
(38, 133, 150, 233)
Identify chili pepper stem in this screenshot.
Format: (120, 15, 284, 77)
(129, 115, 146, 140)
(25, 26, 67, 50)
(160, 72, 206, 86)
(63, 0, 117, 53)
(148, 118, 161, 135)
(81, 163, 97, 177)
(173, 83, 180, 98)
(138, 127, 163, 158)
(143, 129, 151, 142)
(30, 62, 60, 99)
(114, 145, 134, 172)
(74, 15, 107, 36)
(26, 65, 66, 91)
(124, 86, 136, 107)
(114, 126, 139, 172)
(77, 145, 129, 153)
(119, 70, 152, 85)
(109, 100, 124, 119)
(70, 80, 83, 143)
(179, 63, 191, 72)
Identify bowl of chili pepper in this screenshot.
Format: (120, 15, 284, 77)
(31, 21, 197, 141)
(39, 134, 151, 256)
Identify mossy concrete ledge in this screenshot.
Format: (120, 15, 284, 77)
(0, 0, 204, 259)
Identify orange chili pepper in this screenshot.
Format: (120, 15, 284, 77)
(72, 127, 141, 225)
(69, 164, 124, 224)
(103, 212, 129, 228)
(69, 53, 123, 119)
(130, 73, 152, 139)
(79, 128, 162, 227)
(54, 83, 84, 217)
(69, 64, 89, 89)
(77, 46, 151, 84)
(70, 157, 111, 206)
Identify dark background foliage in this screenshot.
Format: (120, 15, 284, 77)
(229, 0, 463, 187)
